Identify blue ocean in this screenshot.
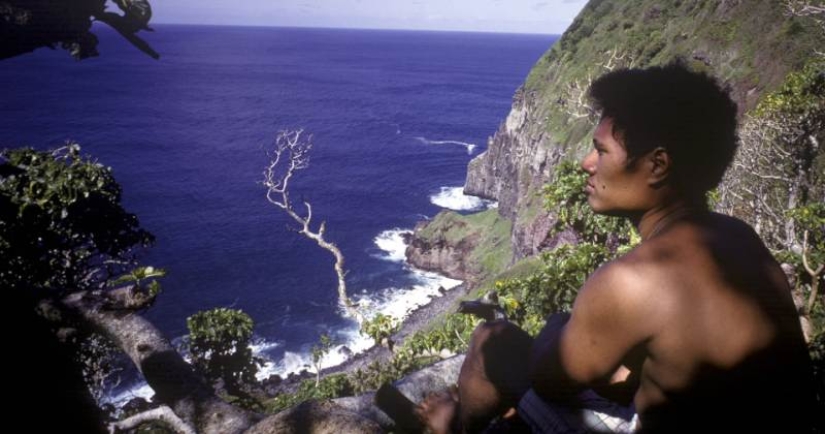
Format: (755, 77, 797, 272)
(0, 24, 554, 399)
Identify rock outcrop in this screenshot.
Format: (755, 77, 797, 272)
(406, 220, 480, 281)
(406, 210, 512, 286)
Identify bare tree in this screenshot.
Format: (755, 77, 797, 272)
(786, 0, 825, 57)
(718, 115, 801, 247)
(556, 48, 635, 122)
(598, 47, 636, 72)
(559, 74, 595, 120)
(786, 0, 825, 30)
(262, 129, 364, 324)
(802, 229, 824, 315)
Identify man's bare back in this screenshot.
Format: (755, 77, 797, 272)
(580, 211, 814, 430)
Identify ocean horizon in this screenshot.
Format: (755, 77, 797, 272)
(0, 24, 556, 401)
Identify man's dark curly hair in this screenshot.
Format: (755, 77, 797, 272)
(588, 62, 739, 201)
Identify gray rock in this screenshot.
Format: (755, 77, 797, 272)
(248, 400, 383, 434)
(333, 355, 466, 430)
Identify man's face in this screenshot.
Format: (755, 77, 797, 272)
(580, 117, 650, 216)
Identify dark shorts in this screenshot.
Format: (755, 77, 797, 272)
(517, 389, 637, 433)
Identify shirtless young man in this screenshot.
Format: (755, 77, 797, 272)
(417, 63, 815, 433)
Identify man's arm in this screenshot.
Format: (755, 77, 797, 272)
(529, 261, 651, 403)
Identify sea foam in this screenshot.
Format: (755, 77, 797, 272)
(373, 228, 411, 262)
(255, 228, 461, 379)
(430, 186, 496, 211)
(415, 137, 477, 154)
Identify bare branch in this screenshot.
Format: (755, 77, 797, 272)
(785, 0, 825, 35)
(558, 74, 596, 120)
(598, 47, 635, 71)
(109, 405, 196, 434)
(262, 129, 364, 324)
(802, 230, 824, 314)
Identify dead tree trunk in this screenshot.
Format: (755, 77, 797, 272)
(262, 129, 364, 324)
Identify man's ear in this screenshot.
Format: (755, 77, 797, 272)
(648, 147, 671, 186)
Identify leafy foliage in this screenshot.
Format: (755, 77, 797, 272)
(496, 243, 613, 335)
(717, 58, 823, 325)
(543, 161, 636, 247)
(109, 265, 166, 302)
(0, 145, 154, 295)
(361, 313, 400, 353)
(265, 373, 355, 413)
(404, 313, 480, 357)
(788, 203, 825, 266)
(310, 333, 333, 388)
(187, 308, 261, 393)
(786, 203, 825, 317)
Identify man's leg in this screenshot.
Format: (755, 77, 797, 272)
(418, 320, 533, 433)
(458, 320, 533, 431)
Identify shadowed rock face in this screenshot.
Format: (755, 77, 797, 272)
(405, 228, 479, 281)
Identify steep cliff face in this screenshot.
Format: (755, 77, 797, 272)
(464, 0, 824, 260)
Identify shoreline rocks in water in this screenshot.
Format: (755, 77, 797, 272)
(266, 281, 471, 397)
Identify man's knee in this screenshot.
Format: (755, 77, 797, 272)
(467, 321, 533, 399)
(469, 320, 521, 348)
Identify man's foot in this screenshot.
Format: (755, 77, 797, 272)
(374, 383, 425, 432)
(416, 386, 459, 434)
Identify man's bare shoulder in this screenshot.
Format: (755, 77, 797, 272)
(582, 239, 670, 301)
(575, 252, 663, 330)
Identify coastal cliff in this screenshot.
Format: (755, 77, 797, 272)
(405, 209, 512, 285)
(409, 0, 825, 274)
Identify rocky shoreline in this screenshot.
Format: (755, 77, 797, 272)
(326, 282, 471, 375)
(265, 280, 471, 395)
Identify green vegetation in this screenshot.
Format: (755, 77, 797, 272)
(1, 144, 175, 430)
(311, 333, 334, 388)
(361, 313, 400, 353)
(0, 145, 155, 295)
(264, 373, 355, 413)
(542, 161, 635, 245)
(109, 265, 166, 299)
(788, 204, 824, 313)
(187, 308, 262, 404)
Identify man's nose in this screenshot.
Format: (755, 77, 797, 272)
(581, 149, 596, 174)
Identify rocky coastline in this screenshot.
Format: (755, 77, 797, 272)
(264, 279, 472, 397)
